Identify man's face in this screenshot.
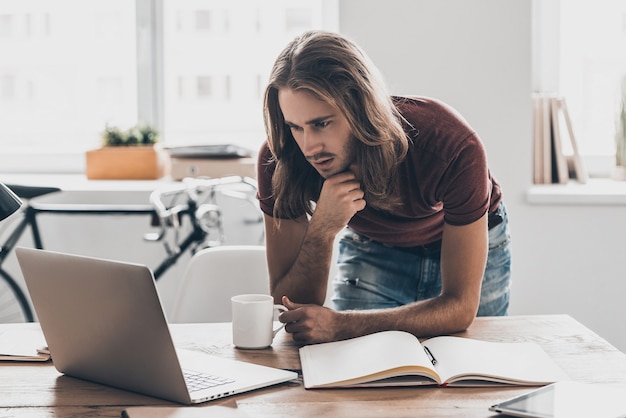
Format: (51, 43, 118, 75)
(278, 88, 355, 179)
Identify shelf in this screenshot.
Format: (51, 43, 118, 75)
(527, 178, 626, 205)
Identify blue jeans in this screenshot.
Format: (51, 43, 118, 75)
(332, 203, 511, 316)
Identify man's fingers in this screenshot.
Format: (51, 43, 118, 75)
(281, 295, 296, 309)
(278, 296, 304, 323)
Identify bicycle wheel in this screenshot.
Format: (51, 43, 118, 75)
(0, 273, 31, 322)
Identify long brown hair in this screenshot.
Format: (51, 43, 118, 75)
(263, 31, 409, 219)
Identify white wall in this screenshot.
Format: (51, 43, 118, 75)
(339, 0, 626, 351)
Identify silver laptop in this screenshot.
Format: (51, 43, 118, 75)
(15, 247, 297, 405)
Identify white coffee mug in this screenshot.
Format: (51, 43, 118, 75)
(231, 294, 288, 349)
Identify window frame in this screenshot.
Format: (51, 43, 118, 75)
(532, 0, 625, 178)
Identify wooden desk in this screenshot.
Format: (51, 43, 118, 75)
(2, 315, 626, 417)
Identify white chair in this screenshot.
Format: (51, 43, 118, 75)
(169, 245, 270, 323)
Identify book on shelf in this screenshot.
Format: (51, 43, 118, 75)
(534, 93, 553, 184)
(532, 93, 546, 184)
(535, 95, 553, 184)
(557, 97, 589, 184)
(531, 93, 588, 184)
(549, 96, 570, 184)
(299, 330, 568, 389)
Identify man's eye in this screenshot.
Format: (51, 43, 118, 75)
(315, 121, 329, 128)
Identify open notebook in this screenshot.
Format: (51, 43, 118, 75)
(15, 247, 297, 404)
(299, 330, 568, 389)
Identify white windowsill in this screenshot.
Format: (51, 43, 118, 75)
(0, 173, 173, 205)
(4, 174, 626, 206)
(0, 160, 256, 205)
(527, 178, 626, 205)
(0, 173, 171, 193)
(0, 157, 256, 194)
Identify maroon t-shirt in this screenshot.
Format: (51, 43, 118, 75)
(257, 96, 502, 247)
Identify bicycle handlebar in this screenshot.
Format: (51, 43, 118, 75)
(149, 175, 258, 223)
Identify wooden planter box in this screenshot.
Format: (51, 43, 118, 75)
(85, 145, 171, 180)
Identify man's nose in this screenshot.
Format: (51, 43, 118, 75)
(301, 130, 323, 155)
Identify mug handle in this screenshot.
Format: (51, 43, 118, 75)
(272, 304, 289, 336)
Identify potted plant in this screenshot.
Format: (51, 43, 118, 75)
(85, 124, 171, 180)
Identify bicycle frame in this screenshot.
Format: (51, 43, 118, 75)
(0, 207, 36, 321)
(0, 203, 156, 322)
(0, 176, 260, 323)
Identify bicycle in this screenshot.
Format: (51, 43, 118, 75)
(0, 176, 262, 323)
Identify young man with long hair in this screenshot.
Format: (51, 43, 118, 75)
(257, 31, 511, 344)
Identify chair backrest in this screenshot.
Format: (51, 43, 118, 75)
(169, 245, 270, 323)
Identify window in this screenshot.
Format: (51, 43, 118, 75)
(0, 0, 338, 174)
(534, 0, 626, 176)
(0, 0, 137, 172)
(160, 0, 336, 151)
(559, 0, 626, 157)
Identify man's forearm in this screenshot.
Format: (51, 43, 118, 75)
(271, 220, 336, 305)
(334, 294, 478, 341)
(281, 292, 479, 344)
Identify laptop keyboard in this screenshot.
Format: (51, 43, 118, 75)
(183, 369, 235, 392)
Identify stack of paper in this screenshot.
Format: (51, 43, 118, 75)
(0, 324, 50, 362)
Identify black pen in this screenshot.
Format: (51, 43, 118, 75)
(424, 346, 437, 366)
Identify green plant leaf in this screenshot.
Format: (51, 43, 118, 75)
(101, 124, 160, 147)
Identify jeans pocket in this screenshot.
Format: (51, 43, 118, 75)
(338, 228, 373, 255)
(488, 203, 511, 252)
